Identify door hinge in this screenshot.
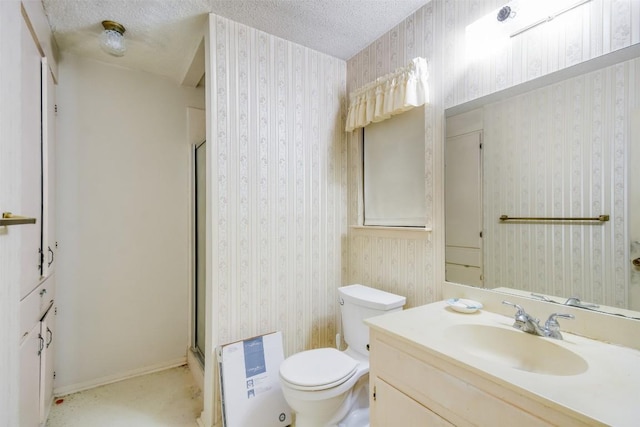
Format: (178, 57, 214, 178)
(373, 385, 376, 401)
(55, 104, 58, 114)
(54, 306, 58, 315)
(53, 371, 56, 379)
(480, 231, 483, 238)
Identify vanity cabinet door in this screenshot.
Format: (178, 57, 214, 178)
(41, 57, 57, 278)
(19, 2, 44, 299)
(40, 304, 56, 423)
(20, 274, 56, 426)
(371, 377, 453, 426)
(20, 324, 42, 427)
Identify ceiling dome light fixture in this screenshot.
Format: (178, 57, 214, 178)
(100, 20, 126, 57)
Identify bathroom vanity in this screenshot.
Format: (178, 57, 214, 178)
(366, 301, 640, 426)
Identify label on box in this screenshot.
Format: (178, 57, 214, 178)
(218, 331, 291, 427)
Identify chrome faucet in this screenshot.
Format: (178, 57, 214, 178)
(501, 301, 544, 335)
(502, 301, 574, 340)
(530, 293, 600, 310)
(564, 296, 599, 309)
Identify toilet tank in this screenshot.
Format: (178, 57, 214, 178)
(338, 284, 406, 357)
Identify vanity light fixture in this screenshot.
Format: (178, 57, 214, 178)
(100, 20, 126, 57)
(496, 5, 515, 22)
(509, 0, 591, 38)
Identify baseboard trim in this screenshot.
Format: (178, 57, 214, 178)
(53, 357, 187, 397)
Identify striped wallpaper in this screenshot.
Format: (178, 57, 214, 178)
(204, 0, 640, 352)
(483, 57, 639, 309)
(442, 0, 640, 108)
(202, 2, 639, 424)
(346, 1, 446, 309)
(346, 0, 639, 310)
(207, 14, 347, 357)
(205, 14, 347, 424)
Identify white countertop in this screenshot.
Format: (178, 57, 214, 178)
(366, 301, 640, 427)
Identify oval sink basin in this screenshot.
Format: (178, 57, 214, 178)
(446, 324, 588, 376)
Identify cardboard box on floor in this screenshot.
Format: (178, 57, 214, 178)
(217, 331, 291, 427)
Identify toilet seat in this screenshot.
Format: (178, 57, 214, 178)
(280, 348, 358, 391)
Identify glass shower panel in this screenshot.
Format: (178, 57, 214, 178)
(194, 141, 206, 364)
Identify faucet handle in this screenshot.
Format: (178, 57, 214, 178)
(530, 293, 553, 302)
(564, 296, 599, 309)
(544, 313, 574, 339)
(503, 301, 543, 334)
(545, 313, 574, 326)
(502, 300, 526, 314)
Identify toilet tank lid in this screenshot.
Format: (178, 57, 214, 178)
(338, 284, 406, 310)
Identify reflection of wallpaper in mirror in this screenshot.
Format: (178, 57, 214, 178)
(631, 109, 640, 309)
(482, 57, 640, 311)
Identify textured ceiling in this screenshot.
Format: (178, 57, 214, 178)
(42, 0, 429, 84)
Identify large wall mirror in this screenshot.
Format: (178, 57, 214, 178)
(444, 45, 640, 319)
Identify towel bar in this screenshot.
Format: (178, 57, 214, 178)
(499, 215, 609, 223)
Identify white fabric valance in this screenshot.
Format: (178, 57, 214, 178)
(345, 57, 429, 132)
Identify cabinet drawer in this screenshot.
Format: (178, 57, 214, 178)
(20, 274, 55, 342)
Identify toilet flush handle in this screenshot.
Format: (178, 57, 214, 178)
(338, 297, 344, 305)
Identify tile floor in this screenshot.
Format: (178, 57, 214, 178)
(46, 365, 203, 427)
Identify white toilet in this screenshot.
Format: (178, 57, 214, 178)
(279, 284, 406, 427)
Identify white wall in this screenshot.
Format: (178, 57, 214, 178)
(55, 55, 205, 393)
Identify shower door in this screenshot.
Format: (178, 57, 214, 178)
(193, 140, 206, 364)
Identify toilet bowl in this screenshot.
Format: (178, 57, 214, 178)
(279, 284, 406, 427)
